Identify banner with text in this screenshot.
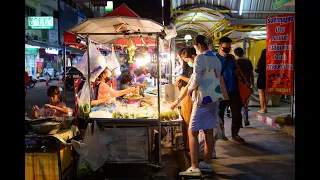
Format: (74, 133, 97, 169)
(266, 14, 294, 95)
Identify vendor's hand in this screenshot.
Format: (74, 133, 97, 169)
(128, 87, 136, 93)
(44, 104, 54, 109)
(32, 105, 39, 111)
(170, 100, 179, 110)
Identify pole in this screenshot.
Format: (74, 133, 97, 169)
(156, 34, 162, 165)
(86, 35, 91, 105)
(161, 0, 164, 25)
(63, 44, 67, 103)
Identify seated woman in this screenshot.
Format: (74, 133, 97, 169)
(32, 86, 71, 119)
(135, 68, 147, 84)
(95, 67, 136, 100)
(120, 73, 144, 90)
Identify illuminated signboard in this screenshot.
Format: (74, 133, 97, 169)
(45, 48, 59, 55)
(28, 16, 54, 30)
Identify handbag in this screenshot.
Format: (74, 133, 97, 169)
(193, 54, 228, 106)
(230, 55, 253, 105)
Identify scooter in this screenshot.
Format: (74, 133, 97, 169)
(26, 76, 37, 88)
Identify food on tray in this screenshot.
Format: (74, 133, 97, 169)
(141, 98, 155, 106)
(160, 110, 180, 122)
(123, 93, 143, 99)
(112, 106, 156, 119)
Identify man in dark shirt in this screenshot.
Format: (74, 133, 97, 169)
(215, 37, 245, 143)
(234, 47, 254, 127)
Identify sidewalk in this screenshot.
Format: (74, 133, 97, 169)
(179, 114, 295, 180)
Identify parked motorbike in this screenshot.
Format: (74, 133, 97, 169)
(26, 76, 37, 88)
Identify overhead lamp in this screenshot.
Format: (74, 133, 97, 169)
(184, 34, 192, 40)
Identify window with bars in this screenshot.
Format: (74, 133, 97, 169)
(25, 5, 36, 16)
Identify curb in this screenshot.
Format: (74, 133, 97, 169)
(253, 112, 295, 137)
(253, 113, 281, 129)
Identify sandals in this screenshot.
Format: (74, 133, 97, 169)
(258, 109, 266, 114)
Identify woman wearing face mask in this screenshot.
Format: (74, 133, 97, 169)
(172, 48, 194, 151)
(95, 67, 136, 101)
(172, 35, 224, 176)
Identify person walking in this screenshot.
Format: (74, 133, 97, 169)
(215, 37, 245, 143)
(234, 47, 254, 126)
(172, 35, 226, 176)
(255, 49, 268, 113)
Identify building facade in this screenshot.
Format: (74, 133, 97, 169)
(25, 0, 88, 79)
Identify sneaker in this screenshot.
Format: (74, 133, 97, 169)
(244, 120, 250, 126)
(232, 135, 245, 143)
(220, 135, 228, 141)
(199, 162, 213, 172)
(179, 167, 201, 176)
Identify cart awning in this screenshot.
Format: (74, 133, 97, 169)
(66, 16, 164, 46)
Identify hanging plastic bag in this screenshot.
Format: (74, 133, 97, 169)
(74, 43, 107, 82)
(72, 121, 108, 172)
(77, 156, 92, 176)
(164, 23, 177, 40)
(105, 47, 121, 76)
(78, 81, 91, 119)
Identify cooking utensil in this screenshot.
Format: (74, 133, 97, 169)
(55, 116, 76, 129)
(30, 121, 61, 135)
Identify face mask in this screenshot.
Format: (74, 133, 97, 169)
(187, 61, 194, 67)
(222, 47, 231, 54)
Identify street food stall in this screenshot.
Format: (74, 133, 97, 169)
(64, 15, 180, 172)
(25, 116, 80, 180)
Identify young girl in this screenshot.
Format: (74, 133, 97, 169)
(32, 86, 71, 119)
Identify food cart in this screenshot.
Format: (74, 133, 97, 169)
(64, 16, 181, 169)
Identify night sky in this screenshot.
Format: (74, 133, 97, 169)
(113, 0, 171, 25)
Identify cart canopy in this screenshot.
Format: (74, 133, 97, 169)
(66, 16, 164, 46)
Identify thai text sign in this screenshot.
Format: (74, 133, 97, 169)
(266, 14, 294, 95)
(28, 16, 54, 30)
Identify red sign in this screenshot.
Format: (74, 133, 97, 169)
(266, 14, 295, 95)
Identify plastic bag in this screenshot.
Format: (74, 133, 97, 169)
(72, 122, 108, 172)
(105, 47, 121, 76)
(164, 23, 177, 40)
(77, 156, 92, 176)
(215, 116, 224, 140)
(74, 43, 107, 82)
(78, 81, 91, 119)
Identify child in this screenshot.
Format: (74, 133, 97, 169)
(32, 86, 71, 119)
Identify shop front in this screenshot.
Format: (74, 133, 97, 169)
(39, 47, 60, 78)
(25, 45, 39, 78)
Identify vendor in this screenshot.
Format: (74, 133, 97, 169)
(32, 86, 71, 119)
(120, 73, 145, 89)
(95, 67, 136, 100)
(134, 68, 147, 84)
